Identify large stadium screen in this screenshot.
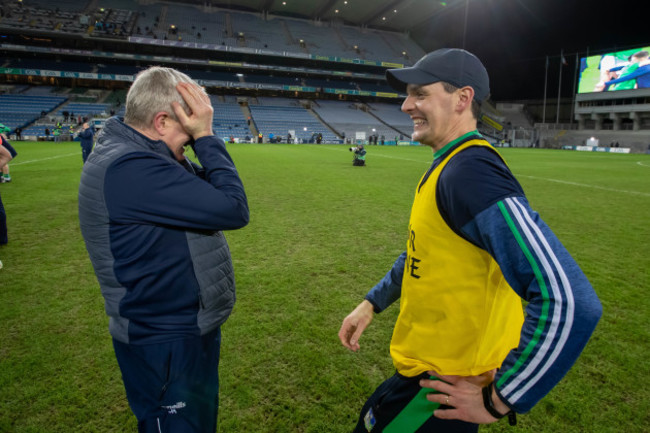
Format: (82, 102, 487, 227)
(577, 46, 650, 94)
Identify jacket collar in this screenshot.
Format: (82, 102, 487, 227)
(98, 117, 176, 160)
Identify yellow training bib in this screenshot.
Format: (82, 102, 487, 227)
(390, 139, 524, 377)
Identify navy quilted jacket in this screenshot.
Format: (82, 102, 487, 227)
(79, 117, 249, 344)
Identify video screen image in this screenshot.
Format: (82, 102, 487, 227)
(578, 46, 650, 94)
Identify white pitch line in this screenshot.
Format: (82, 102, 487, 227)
(368, 152, 432, 164)
(636, 161, 650, 168)
(516, 174, 650, 197)
(316, 146, 650, 197)
(362, 150, 649, 197)
(10, 153, 78, 165)
(315, 145, 432, 164)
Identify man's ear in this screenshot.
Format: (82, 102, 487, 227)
(152, 112, 170, 136)
(457, 86, 475, 112)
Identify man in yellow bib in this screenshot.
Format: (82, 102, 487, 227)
(339, 48, 602, 433)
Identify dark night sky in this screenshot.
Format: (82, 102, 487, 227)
(411, 0, 649, 101)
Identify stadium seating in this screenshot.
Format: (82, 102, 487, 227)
(311, 101, 403, 143)
(256, 97, 300, 107)
(0, 1, 424, 144)
(0, 80, 411, 145)
(249, 103, 339, 143)
(131, 3, 163, 37)
(305, 77, 358, 90)
(0, 0, 88, 34)
(0, 94, 67, 132)
(230, 12, 289, 50)
(0, 0, 420, 65)
(56, 102, 111, 118)
(96, 63, 142, 76)
(366, 102, 413, 136)
(0, 83, 411, 144)
(93, 8, 135, 38)
(210, 96, 251, 142)
(163, 4, 224, 43)
(21, 86, 57, 96)
(241, 73, 302, 86)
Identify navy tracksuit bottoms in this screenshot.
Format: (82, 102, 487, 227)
(113, 327, 222, 433)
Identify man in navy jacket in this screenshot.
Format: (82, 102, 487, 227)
(79, 67, 249, 433)
(77, 121, 95, 163)
(0, 142, 12, 246)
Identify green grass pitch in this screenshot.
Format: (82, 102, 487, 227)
(0, 141, 648, 432)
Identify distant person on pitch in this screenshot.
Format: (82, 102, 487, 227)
(0, 143, 12, 246)
(339, 48, 602, 433)
(0, 125, 16, 183)
(351, 144, 366, 166)
(79, 66, 249, 433)
(77, 122, 95, 163)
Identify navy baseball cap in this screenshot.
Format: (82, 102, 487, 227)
(386, 48, 490, 102)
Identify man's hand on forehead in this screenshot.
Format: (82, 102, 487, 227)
(172, 82, 214, 140)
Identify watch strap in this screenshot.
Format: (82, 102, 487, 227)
(482, 382, 517, 426)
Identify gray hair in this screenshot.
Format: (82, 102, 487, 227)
(124, 66, 197, 129)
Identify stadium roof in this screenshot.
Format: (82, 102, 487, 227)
(176, 0, 648, 100)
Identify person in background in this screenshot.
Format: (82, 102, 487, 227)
(339, 48, 602, 433)
(351, 144, 366, 166)
(0, 125, 17, 183)
(78, 66, 249, 433)
(77, 122, 95, 163)
(54, 123, 62, 142)
(0, 142, 12, 247)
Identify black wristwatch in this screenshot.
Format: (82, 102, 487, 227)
(482, 382, 517, 426)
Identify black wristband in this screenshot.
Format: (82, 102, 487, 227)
(482, 382, 517, 426)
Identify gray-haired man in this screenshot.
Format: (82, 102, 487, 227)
(79, 67, 249, 432)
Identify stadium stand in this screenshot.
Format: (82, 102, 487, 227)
(181, 70, 239, 83)
(91, 8, 136, 38)
(0, 0, 88, 34)
(285, 18, 345, 57)
(2, 1, 646, 150)
(366, 102, 413, 134)
(0, 0, 423, 64)
(210, 96, 251, 142)
(230, 12, 289, 51)
(0, 94, 67, 133)
(310, 100, 394, 143)
(249, 102, 339, 143)
(241, 73, 302, 86)
(56, 102, 110, 119)
(337, 26, 394, 61)
(20, 86, 57, 96)
(96, 63, 142, 76)
(163, 4, 220, 43)
(305, 77, 358, 90)
(131, 3, 163, 38)
(380, 32, 427, 62)
(357, 81, 397, 93)
(256, 97, 300, 107)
